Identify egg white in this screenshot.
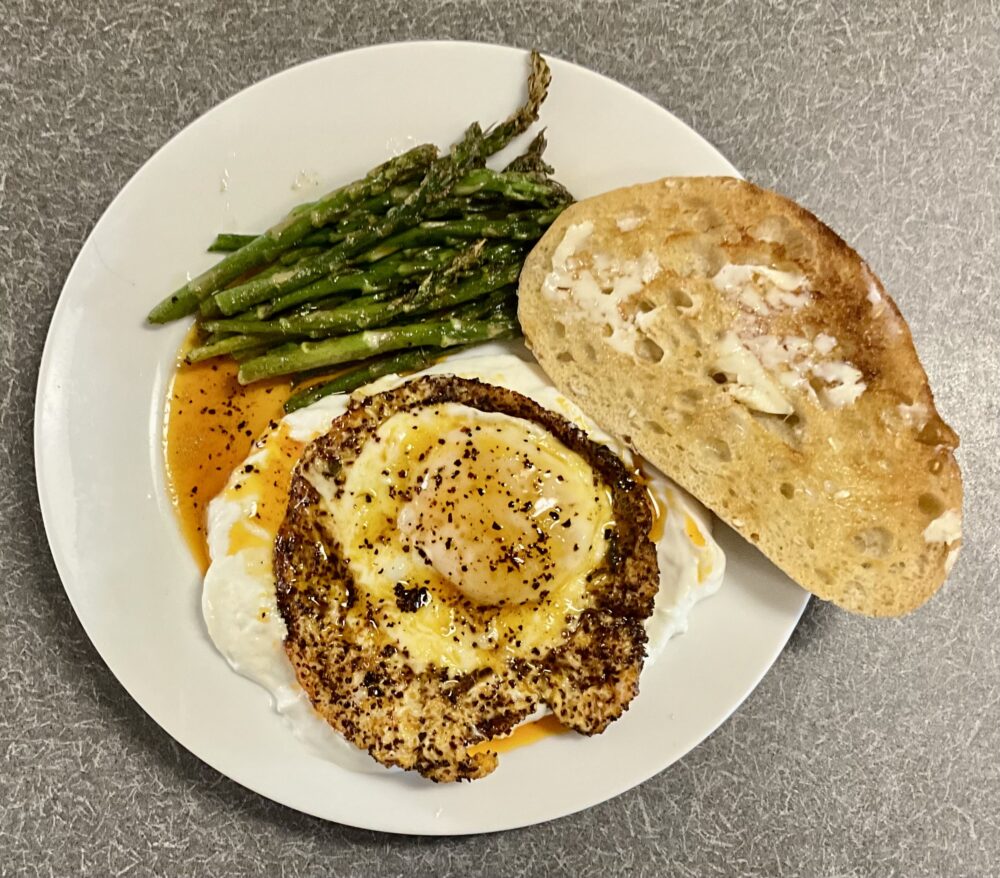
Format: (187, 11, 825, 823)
(202, 351, 725, 768)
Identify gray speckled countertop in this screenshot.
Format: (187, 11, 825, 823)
(2, 2, 998, 875)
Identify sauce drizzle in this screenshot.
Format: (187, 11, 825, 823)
(163, 331, 291, 572)
(164, 337, 581, 757)
(469, 714, 568, 756)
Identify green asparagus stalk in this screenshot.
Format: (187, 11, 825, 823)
(283, 347, 446, 413)
(401, 239, 521, 308)
(254, 247, 459, 318)
(270, 242, 526, 320)
(185, 333, 272, 363)
(336, 184, 419, 223)
(237, 310, 519, 383)
(285, 293, 354, 315)
(207, 228, 346, 253)
(355, 209, 559, 265)
(207, 233, 258, 253)
(216, 224, 536, 319)
(211, 123, 488, 317)
(198, 245, 328, 318)
(481, 51, 551, 156)
(503, 130, 554, 176)
(151, 51, 570, 390)
(212, 52, 561, 322)
(230, 341, 280, 363)
(205, 259, 520, 340)
(146, 143, 438, 323)
(434, 285, 518, 322)
(211, 178, 559, 253)
(207, 181, 556, 253)
(423, 196, 507, 219)
(452, 169, 572, 204)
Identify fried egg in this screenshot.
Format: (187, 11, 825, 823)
(322, 400, 615, 675)
(202, 352, 725, 773)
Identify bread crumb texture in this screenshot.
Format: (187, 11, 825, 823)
(519, 176, 963, 616)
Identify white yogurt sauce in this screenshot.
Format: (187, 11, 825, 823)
(202, 352, 725, 769)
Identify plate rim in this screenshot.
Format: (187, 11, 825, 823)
(34, 38, 808, 835)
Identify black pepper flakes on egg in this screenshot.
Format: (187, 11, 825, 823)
(274, 375, 659, 783)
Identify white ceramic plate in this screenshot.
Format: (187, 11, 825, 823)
(35, 41, 808, 835)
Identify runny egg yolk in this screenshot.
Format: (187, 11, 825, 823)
(325, 403, 615, 673)
(684, 515, 706, 549)
(396, 414, 604, 606)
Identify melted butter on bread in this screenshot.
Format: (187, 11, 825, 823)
(518, 176, 963, 617)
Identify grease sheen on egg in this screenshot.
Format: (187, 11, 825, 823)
(202, 352, 726, 772)
(327, 403, 614, 673)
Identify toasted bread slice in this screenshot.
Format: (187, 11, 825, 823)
(518, 177, 962, 616)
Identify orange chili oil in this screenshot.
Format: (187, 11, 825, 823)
(163, 333, 568, 753)
(163, 332, 292, 572)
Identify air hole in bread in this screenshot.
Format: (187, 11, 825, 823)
(600, 322, 614, 338)
(711, 371, 728, 385)
(928, 458, 943, 474)
(705, 437, 732, 462)
(553, 321, 566, 339)
(645, 419, 666, 435)
(583, 342, 597, 360)
(556, 350, 573, 363)
(671, 289, 694, 309)
(816, 569, 833, 585)
(852, 527, 893, 558)
(635, 297, 656, 314)
(635, 337, 664, 363)
(780, 482, 795, 499)
(750, 531, 760, 542)
(917, 492, 944, 517)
